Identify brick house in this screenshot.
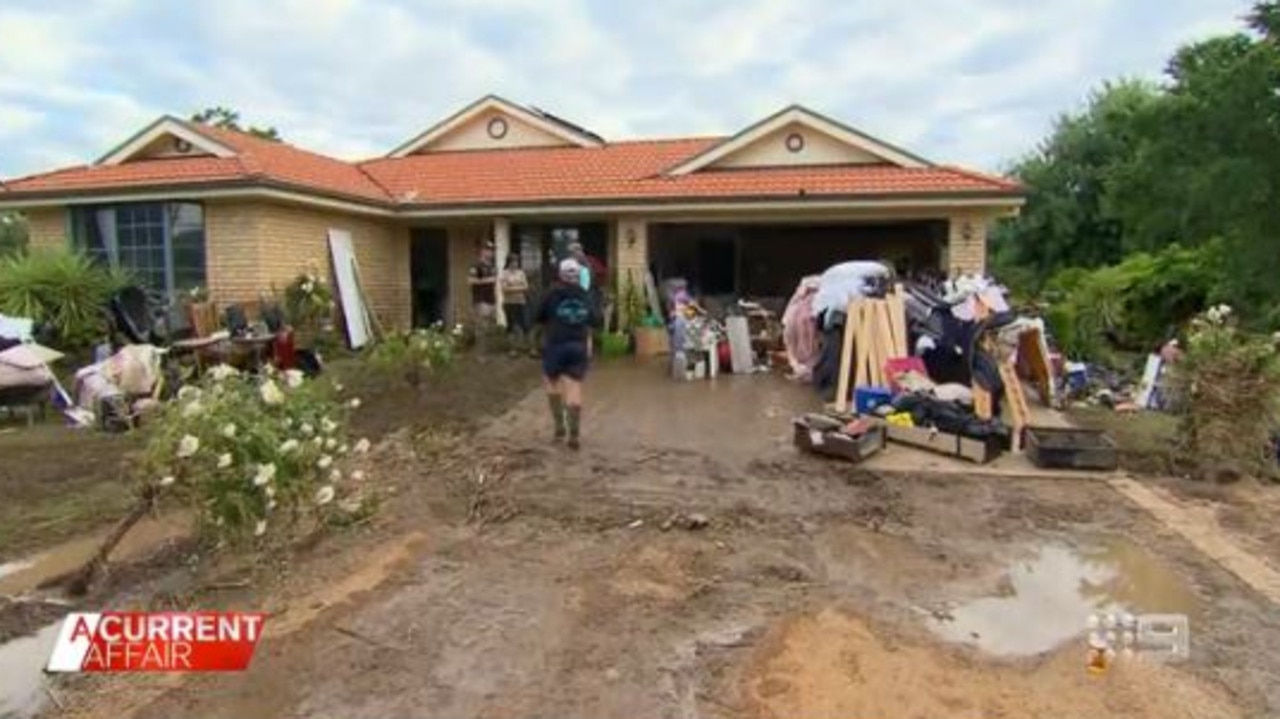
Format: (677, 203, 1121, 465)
(0, 95, 1023, 331)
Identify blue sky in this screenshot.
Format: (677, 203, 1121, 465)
(0, 0, 1250, 179)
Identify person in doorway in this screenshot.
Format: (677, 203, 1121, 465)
(500, 253, 530, 349)
(565, 242, 593, 291)
(535, 258, 602, 450)
(468, 242, 498, 348)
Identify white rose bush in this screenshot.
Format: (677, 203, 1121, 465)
(141, 364, 375, 545)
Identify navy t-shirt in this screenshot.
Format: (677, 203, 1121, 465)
(535, 283, 601, 346)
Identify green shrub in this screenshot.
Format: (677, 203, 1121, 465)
(141, 365, 375, 545)
(0, 248, 128, 348)
(366, 326, 460, 387)
(283, 268, 334, 330)
(1170, 306, 1280, 479)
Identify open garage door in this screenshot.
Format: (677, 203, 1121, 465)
(649, 220, 947, 306)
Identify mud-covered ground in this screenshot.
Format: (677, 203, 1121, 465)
(13, 360, 1280, 719)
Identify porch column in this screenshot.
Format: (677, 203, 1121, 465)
(612, 218, 650, 328)
(947, 212, 988, 277)
(493, 217, 511, 327)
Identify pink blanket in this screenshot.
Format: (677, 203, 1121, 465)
(782, 277, 821, 380)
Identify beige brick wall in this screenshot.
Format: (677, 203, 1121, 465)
(23, 208, 69, 250)
(611, 218, 649, 328)
(947, 212, 990, 277)
(205, 201, 411, 331)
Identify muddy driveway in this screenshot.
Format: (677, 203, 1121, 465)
(39, 361, 1280, 718)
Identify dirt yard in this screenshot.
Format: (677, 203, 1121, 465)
(8, 359, 1280, 719)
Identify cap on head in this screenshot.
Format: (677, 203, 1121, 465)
(558, 258, 581, 282)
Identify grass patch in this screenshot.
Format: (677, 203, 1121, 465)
(1069, 407, 1179, 475)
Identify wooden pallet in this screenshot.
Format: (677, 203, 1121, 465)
(833, 287, 910, 413)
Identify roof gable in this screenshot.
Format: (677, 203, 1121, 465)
(97, 116, 237, 165)
(666, 106, 931, 175)
(388, 95, 604, 157)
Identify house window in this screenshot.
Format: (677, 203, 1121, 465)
(71, 202, 207, 301)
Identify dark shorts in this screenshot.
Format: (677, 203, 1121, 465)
(542, 341, 589, 381)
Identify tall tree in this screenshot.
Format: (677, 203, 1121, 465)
(190, 106, 282, 142)
(991, 80, 1160, 284)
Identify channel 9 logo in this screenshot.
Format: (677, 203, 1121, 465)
(1086, 612, 1189, 672)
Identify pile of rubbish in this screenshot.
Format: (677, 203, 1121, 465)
(779, 261, 1114, 469)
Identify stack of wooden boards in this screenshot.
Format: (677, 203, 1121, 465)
(834, 284, 910, 414)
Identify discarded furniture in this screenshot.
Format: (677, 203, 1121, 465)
(793, 414, 886, 463)
(884, 423, 1003, 464)
(1025, 427, 1118, 471)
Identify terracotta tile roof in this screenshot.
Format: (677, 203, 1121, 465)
(0, 121, 389, 204)
(2, 128, 1020, 209)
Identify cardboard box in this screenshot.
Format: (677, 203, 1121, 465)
(884, 424, 1002, 464)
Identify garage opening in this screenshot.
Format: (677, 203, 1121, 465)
(649, 220, 947, 305)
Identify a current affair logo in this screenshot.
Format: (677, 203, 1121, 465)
(46, 612, 266, 672)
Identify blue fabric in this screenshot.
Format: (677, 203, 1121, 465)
(542, 341, 590, 380)
(579, 264, 592, 291)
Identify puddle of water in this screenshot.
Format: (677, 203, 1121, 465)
(928, 537, 1200, 657)
(0, 513, 192, 597)
(0, 620, 62, 719)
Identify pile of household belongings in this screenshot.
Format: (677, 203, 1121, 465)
(74, 344, 166, 432)
(786, 263, 1062, 465)
(0, 314, 74, 425)
(666, 281, 726, 380)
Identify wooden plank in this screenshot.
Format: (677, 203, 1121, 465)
(834, 299, 859, 413)
(889, 284, 908, 357)
(871, 300, 894, 386)
(973, 384, 993, 420)
(999, 361, 1031, 452)
(853, 301, 870, 388)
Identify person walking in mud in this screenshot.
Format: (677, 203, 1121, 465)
(535, 258, 602, 450)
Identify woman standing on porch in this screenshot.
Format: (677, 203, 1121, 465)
(500, 254, 530, 347)
(535, 258, 601, 450)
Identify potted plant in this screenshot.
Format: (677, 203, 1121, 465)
(283, 267, 334, 347)
(621, 272, 668, 358)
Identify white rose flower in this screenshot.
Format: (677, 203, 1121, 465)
(324, 437, 338, 451)
(338, 443, 349, 455)
(221, 422, 237, 439)
(254, 520, 267, 537)
(329, 469, 343, 483)
(264, 485, 276, 498)
(284, 369, 305, 389)
(252, 463, 277, 487)
(280, 439, 300, 453)
(301, 423, 315, 437)
(283, 417, 293, 429)
(266, 499, 277, 511)
(208, 364, 239, 381)
(159, 475, 176, 487)
(177, 385, 202, 401)
(354, 438, 371, 454)
(182, 400, 204, 419)
(177, 434, 200, 459)
(349, 398, 362, 409)
(351, 470, 366, 482)
(333, 381, 345, 393)
(314, 485, 335, 506)
(260, 380, 285, 406)
(317, 455, 334, 470)
(321, 418, 337, 435)
(217, 453, 232, 469)
(312, 436, 324, 447)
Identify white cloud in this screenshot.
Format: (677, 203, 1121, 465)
(0, 0, 1257, 177)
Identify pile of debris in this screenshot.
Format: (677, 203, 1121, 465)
(784, 262, 1115, 471)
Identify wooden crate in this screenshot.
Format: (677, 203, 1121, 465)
(793, 418, 886, 463)
(885, 424, 1003, 464)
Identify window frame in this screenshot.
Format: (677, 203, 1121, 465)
(71, 201, 207, 302)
